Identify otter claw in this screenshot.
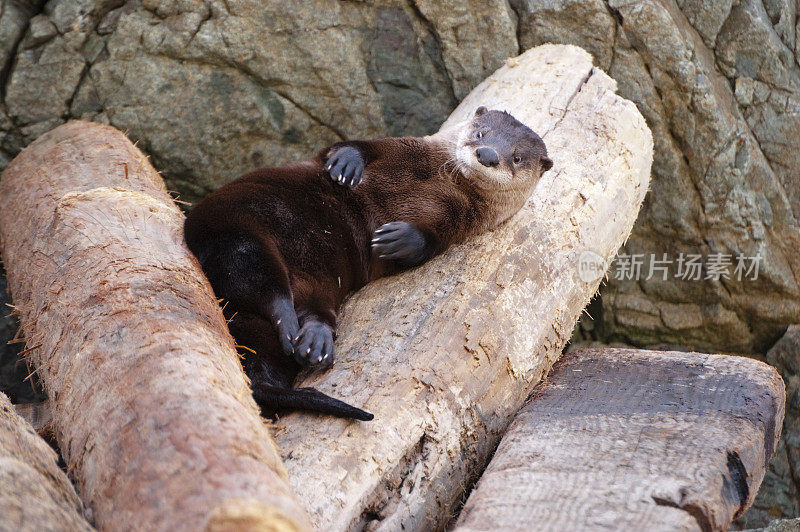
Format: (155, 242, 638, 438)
(326, 146, 364, 187)
(372, 222, 428, 266)
(291, 320, 335, 367)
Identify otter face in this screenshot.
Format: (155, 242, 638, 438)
(456, 106, 553, 189)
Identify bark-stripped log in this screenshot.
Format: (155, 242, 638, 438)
(275, 44, 654, 531)
(455, 348, 785, 532)
(0, 392, 93, 531)
(0, 123, 312, 531)
(12, 401, 52, 435)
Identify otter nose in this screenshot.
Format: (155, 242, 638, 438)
(475, 147, 499, 167)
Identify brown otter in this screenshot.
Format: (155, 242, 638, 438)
(183, 106, 552, 421)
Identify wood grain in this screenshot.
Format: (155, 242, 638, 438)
(275, 44, 654, 531)
(456, 348, 786, 532)
(1, 392, 93, 532)
(0, 122, 312, 531)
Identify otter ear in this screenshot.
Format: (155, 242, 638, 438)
(475, 106, 488, 116)
(541, 156, 553, 172)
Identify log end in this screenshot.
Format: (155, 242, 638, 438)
(206, 498, 310, 532)
(455, 348, 785, 531)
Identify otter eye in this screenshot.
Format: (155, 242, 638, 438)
(513, 155, 522, 164)
(476, 131, 484, 139)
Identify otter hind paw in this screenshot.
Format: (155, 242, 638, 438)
(371, 222, 427, 266)
(326, 146, 364, 187)
(292, 320, 335, 367)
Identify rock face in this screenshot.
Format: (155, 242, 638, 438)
(1, 0, 509, 200)
(516, 0, 800, 355)
(738, 325, 800, 528)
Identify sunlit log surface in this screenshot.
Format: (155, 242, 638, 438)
(456, 348, 785, 532)
(0, 122, 312, 531)
(276, 44, 654, 531)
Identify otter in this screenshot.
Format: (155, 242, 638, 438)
(183, 106, 552, 421)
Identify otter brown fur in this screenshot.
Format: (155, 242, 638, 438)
(183, 107, 553, 420)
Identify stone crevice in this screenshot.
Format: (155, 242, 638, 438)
(504, 0, 523, 55)
(404, 0, 459, 106)
(0, 0, 48, 102)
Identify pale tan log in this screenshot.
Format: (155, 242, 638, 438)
(1, 392, 93, 532)
(455, 348, 785, 532)
(275, 44, 654, 531)
(0, 122, 312, 531)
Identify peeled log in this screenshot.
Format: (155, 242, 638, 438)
(0, 392, 93, 531)
(456, 348, 785, 531)
(0, 123, 312, 531)
(275, 44, 653, 530)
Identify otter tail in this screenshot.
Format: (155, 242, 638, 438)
(253, 384, 374, 421)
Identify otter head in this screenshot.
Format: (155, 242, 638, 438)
(456, 106, 553, 191)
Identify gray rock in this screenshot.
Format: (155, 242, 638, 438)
(0, 0, 481, 200)
(0, 1, 31, 77)
(514, 0, 800, 355)
(736, 438, 800, 529)
(767, 328, 800, 479)
(744, 518, 800, 532)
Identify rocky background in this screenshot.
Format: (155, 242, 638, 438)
(0, 0, 798, 527)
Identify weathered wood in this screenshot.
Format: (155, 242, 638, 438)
(456, 348, 786, 532)
(13, 401, 53, 435)
(0, 392, 93, 532)
(275, 44, 653, 531)
(0, 122, 312, 531)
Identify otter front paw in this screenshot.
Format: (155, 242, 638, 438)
(268, 297, 300, 357)
(292, 320, 335, 367)
(325, 146, 364, 187)
(371, 222, 428, 266)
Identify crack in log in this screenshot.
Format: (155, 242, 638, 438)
(652, 495, 713, 532)
(353, 431, 432, 529)
(726, 450, 750, 518)
(543, 67, 594, 139)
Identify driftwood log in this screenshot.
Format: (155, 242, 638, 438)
(12, 401, 53, 435)
(0, 392, 93, 531)
(455, 348, 786, 532)
(0, 123, 312, 531)
(274, 44, 654, 530)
